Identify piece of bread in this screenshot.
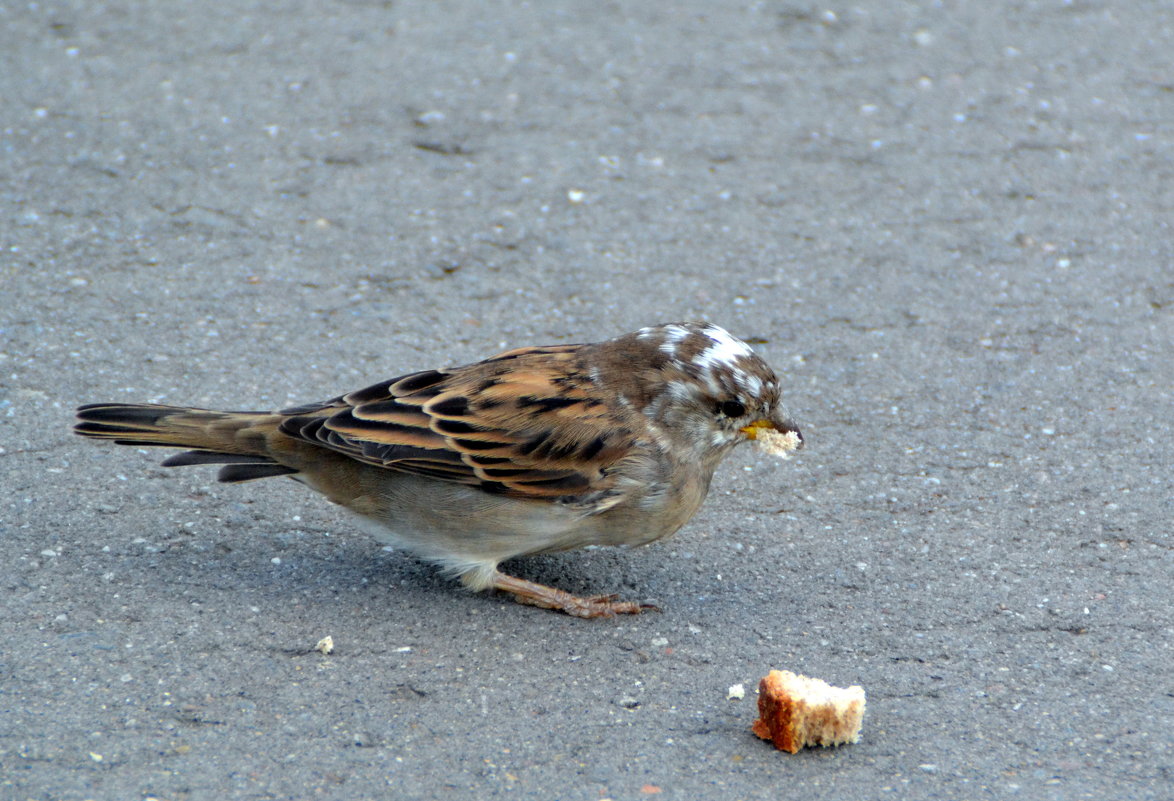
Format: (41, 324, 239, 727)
(751, 670, 866, 753)
(754, 428, 802, 458)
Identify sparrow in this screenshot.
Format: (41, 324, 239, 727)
(75, 322, 802, 618)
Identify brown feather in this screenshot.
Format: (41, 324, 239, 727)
(269, 345, 640, 501)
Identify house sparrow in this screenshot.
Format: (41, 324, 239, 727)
(75, 322, 802, 617)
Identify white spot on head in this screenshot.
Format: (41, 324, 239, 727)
(664, 379, 701, 403)
(735, 371, 764, 398)
(657, 323, 693, 355)
(696, 324, 753, 371)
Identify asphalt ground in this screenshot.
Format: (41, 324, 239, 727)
(2, 2, 1171, 799)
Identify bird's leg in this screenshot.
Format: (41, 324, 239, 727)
(488, 570, 659, 618)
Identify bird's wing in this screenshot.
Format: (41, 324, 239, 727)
(278, 345, 641, 503)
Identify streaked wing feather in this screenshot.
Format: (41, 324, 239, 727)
(276, 347, 638, 502)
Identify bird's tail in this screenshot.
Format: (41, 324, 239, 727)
(74, 403, 298, 483)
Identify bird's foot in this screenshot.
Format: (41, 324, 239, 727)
(489, 571, 659, 618)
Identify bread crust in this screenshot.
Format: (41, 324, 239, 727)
(751, 670, 865, 753)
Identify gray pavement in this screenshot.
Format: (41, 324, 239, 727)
(2, 1, 1172, 799)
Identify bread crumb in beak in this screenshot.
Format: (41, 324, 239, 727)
(753, 428, 802, 458)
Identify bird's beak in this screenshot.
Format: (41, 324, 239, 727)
(740, 417, 804, 448)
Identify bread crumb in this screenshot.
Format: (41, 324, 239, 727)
(755, 428, 802, 458)
(728, 683, 746, 700)
(751, 670, 865, 753)
(314, 635, 334, 655)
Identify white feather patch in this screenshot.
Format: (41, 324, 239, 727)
(697, 325, 754, 370)
(658, 323, 694, 355)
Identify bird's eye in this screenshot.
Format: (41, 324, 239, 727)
(718, 399, 746, 418)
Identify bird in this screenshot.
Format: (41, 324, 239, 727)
(74, 321, 802, 617)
